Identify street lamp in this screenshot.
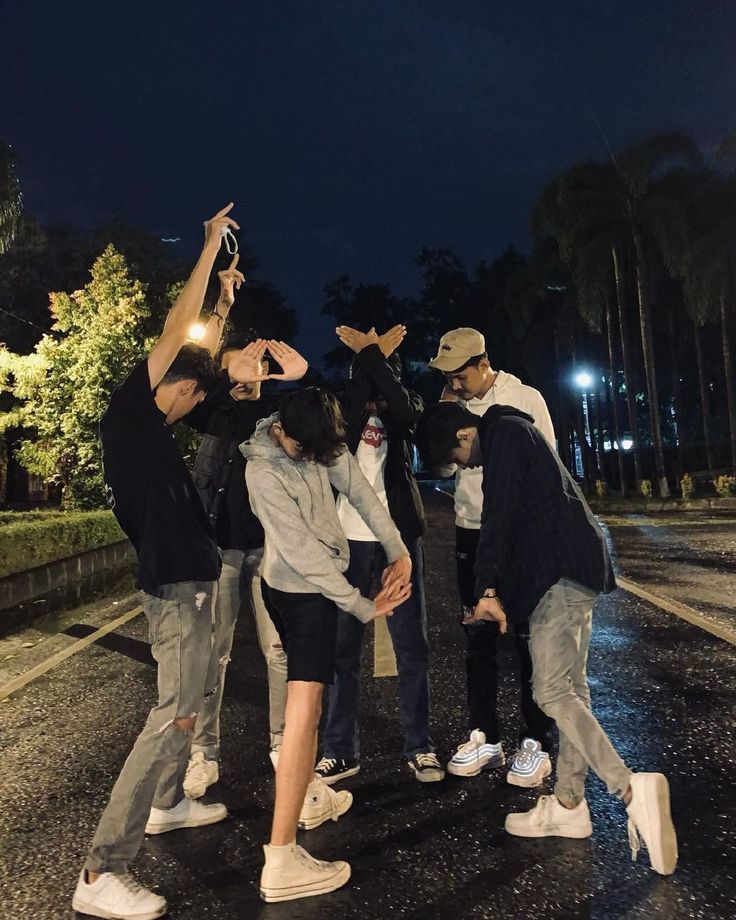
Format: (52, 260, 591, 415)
(574, 371, 593, 389)
(188, 322, 206, 342)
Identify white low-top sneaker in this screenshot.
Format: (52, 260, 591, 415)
(260, 842, 351, 903)
(507, 738, 553, 788)
(72, 869, 167, 920)
(299, 777, 353, 830)
(626, 772, 678, 875)
(447, 730, 504, 777)
(505, 795, 593, 839)
(183, 751, 219, 799)
(145, 796, 227, 835)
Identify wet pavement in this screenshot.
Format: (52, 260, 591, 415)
(603, 513, 736, 642)
(1, 491, 735, 919)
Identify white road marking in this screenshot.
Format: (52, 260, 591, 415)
(373, 615, 398, 677)
(617, 577, 735, 646)
(0, 605, 143, 702)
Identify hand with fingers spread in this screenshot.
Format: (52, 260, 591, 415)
(217, 253, 245, 310)
(204, 202, 240, 252)
(377, 324, 406, 358)
(265, 341, 309, 381)
(464, 596, 507, 634)
(227, 339, 271, 385)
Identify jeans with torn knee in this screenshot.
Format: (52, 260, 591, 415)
(85, 580, 217, 875)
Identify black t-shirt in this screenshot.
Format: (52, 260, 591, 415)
(100, 360, 220, 594)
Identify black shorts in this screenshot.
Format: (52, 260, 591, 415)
(261, 582, 338, 684)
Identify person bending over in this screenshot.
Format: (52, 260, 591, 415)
(415, 401, 677, 877)
(73, 204, 269, 920)
(242, 387, 412, 903)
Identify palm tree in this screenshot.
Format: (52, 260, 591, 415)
(613, 133, 703, 495)
(0, 142, 22, 254)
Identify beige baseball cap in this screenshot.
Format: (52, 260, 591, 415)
(428, 328, 486, 372)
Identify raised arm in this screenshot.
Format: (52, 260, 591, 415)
(199, 253, 245, 357)
(146, 203, 239, 389)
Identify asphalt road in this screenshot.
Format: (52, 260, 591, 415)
(0, 492, 734, 919)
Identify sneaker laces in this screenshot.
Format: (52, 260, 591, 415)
(627, 815, 641, 863)
(296, 846, 329, 872)
(510, 740, 540, 771)
(415, 752, 441, 769)
(316, 756, 337, 773)
(116, 873, 149, 898)
(454, 736, 481, 758)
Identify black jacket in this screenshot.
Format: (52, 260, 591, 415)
(473, 405, 615, 621)
(340, 344, 426, 545)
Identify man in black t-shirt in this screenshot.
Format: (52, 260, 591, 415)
(73, 204, 269, 920)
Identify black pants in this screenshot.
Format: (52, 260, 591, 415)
(456, 526, 554, 749)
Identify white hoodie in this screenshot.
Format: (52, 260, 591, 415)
(454, 371, 556, 529)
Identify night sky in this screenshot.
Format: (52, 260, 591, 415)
(4, 1, 736, 355)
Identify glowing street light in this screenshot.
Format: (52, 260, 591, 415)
(188, 322, 206, 342)
(574, 371, 593, 389)
(620, 437, 634, 451)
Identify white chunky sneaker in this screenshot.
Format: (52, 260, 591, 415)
(505, 795, 593, 839)
(299, 777, 353, 830)
(145, 796, 227, 835)
(626, 772, 678, 875)
(507, 738, 552, 788)
(260, 842, 351, 903)
(183, 751, 219, 799)
(447, 730, 505, 777)
(72, 869, 167, 920)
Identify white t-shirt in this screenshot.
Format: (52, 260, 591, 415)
(454, 371, 556, 530)
(337, 416, 389, 541)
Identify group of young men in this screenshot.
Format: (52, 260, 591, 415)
(72, 204, 678, 920)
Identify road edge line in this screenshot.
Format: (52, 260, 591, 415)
(0, 605, 143, 701)
(617, 576, 735, 646)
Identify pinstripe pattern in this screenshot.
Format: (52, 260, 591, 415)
(473, 407, 615, 622)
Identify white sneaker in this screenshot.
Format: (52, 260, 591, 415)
(183, 751, 219, 799)
(72, 869, 167, 920)
(626, 772, 678, 875)
(260, 842, 351, 903)
(507, 738, 552, 788)
(447, 730, 505, 777)
(505, 795, 593, 839)
(145, 796, 227, 835)
(299, 777, 353, 830)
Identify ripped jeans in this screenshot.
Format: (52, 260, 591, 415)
(191, 548, 288, 760)
(85, 580, 218, 875)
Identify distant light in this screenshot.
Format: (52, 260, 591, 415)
(620, 437, 634, 451)
(161, 237, 181, 243)
(188, 323, 206, 342)
(574, 371, 593, 389)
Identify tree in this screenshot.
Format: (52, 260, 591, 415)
(0, 142, 21, 254)
(7, 246, 149, 508)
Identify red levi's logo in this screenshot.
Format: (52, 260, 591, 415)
(361, 423, 386, 448)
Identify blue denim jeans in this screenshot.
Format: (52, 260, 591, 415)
(321, 537, 433, 760)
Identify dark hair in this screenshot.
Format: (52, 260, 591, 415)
(280, 387, 347, 465)
(349, 351, 403, 399)
(445, 352, 488, 374)
(160, 344, 220, 394)
(216, 326, 260, 363)
(415, 402, 478, 472)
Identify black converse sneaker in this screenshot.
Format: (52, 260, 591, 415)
(314, 756, 360, 786)
(407, 752, 445, 783)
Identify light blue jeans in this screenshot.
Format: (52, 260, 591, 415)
(190, 548, 287, 760)
(86, 580, 218, 874)
(529, 579, 632, 807)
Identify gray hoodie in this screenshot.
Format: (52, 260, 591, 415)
(241, 414, 408, 622)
